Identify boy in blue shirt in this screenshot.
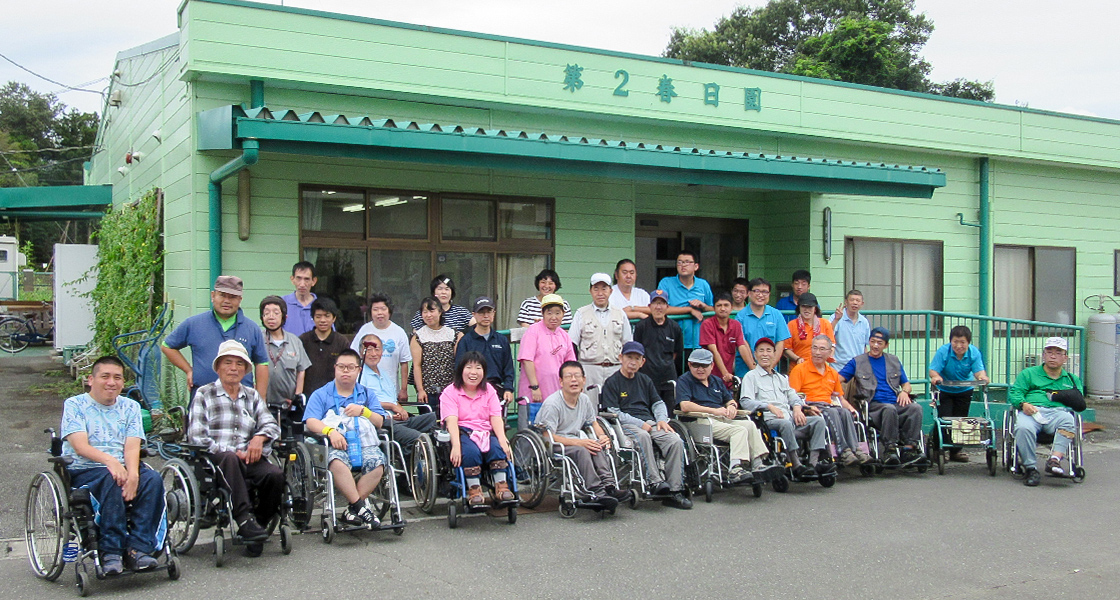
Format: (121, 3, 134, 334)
(928, 325, 989, 462)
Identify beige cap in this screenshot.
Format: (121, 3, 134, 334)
(212, 339, 252, 372)
(213, 275, 244, 296)
(540, 294, 565, 310)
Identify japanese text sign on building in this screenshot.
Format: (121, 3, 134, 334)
(560, 64, 762, 112)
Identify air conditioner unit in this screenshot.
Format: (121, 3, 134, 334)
(1023, 353, 1080, 376)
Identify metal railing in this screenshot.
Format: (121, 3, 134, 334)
(497, 309, 1084, 396)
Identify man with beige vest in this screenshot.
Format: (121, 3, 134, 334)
(569, 273, 633, 405)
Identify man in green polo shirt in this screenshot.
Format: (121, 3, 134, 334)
(1008, 337, 1083, 487)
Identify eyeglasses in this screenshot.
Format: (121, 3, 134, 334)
(676, 260, 696, 265)
(362, 342, 381, 349)
(335, 364, 360, 372)
(561, 373, 585, 380)
(750, 289, 770, 294)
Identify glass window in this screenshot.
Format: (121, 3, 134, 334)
(437, 252, 493, 310)
(368, 194, 428, 239)
(845, 238, 942, 312)
(442, 198, 496, 241)
(369, 250, 431, 331)
(498, 201, 552, 239)
(304, 247, 367, 334)
(301, 190, 364, 235)
(1115, 250, 1120, 296)
(498, 254, 550, 329)
(994, 245, 1076, 325)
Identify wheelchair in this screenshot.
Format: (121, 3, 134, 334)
(25, 429, 180, 596)
(509, 424, 624, 518)
(752, 410, 837, 492)
(673, 409, 781, 501)
(1001, 406, 1086, 483)
(157, 407, 295, 567)
(414, 429, 520, 528)
(286, 419, 408, 542)
(855, 398, 930, 475)
(594, 412, 684, 504)
(926, 382, 998, 476)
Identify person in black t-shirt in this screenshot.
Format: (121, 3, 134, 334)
(600, 341, 690, 509)
(632, 290, 683, 409)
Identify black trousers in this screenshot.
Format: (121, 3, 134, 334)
(211, 451, 284, 525)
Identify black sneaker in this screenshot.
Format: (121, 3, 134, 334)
(354, 504, 381, 529)
(900, 447, 923, 465)
(883, 445, 901, 466)
(595, 494, 620, 512)
(338, 508, 365, 527)
(606, 486, 633, 504)
(792, 465, 815, 480)
(650, 481, 672, 497)
(101, 553, 123, 576)
(125, 548, 158, 571)
(237, 517, 269, 542)
(814, 461, 837, 476)
(662, 492, 693, 510)
(1024, 468, 1041, 487)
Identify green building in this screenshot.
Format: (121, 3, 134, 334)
(89, 0, 1118, 374)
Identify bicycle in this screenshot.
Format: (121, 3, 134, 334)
(0, 314, 51, 353)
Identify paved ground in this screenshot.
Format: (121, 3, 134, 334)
(2, 351, 1117, 599)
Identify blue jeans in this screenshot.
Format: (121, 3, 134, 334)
(458, 433, 507, 469)
(69, 464, 165, 556)
(1015, 407, 1076, 469)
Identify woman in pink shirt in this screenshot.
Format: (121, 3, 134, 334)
(440, 351, 515, 506)
(516, 294, 576, 428)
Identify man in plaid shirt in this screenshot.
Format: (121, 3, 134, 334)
(188, 340, 281, 556)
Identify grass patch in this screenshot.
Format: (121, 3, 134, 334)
(29, 370, 85, 399)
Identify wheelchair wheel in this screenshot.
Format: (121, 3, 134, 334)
(409, 434, 440, 514)
(507, 505, 517, 525)
(986, 448, 998, 477)
(1072, 466, 1086, 483)
(511, 430, 548, 509)
(213, 533, 224, 568)
(819, 473, 836, 488)
(702, 480, 714, 503)
(280, 524, 293, 555)
(772, 475, 789, 493)
(752, 482, 763, 498)
(286, 443, 316, 531)
(372, 465, 405, 534)
(76, 567, 90, 596)
(159, 459, 201, 554)
(447, 501, 459, 529)
(167, 553, 182, 580)
(25, 471, 69, 581)
(559, 500, 577, 519)
(934, 443, 945, 475)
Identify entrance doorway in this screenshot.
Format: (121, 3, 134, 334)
(635, 215, 749, 294)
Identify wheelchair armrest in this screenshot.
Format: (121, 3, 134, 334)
(397, 401, 432, 414)
(674, 411, 709, 419)
(598, 412, 620, 422)
(47, 455, 75, 467)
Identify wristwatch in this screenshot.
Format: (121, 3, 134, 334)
(529, 384, 539, 390)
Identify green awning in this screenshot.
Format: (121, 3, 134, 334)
(197, 105, 947, 198)
(0, 185, 112, 214)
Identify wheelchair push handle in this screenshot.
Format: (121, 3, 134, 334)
(45, 427, 63, 456)
(937, 380, 987, 389)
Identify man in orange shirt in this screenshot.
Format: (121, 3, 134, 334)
(789, 335, 870, 466)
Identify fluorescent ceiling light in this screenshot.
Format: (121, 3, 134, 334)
(341, 203, 364, 212)
(374, 197, 406, 207)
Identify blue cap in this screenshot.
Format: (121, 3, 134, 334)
(649, 289, 670, 303)
(621, 341, 645, 356)
(870, 327, 890, 342)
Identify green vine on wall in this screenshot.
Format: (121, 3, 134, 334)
(88, 188, 164, 354)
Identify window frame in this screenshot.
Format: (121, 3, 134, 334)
(843, 236, 944, 311)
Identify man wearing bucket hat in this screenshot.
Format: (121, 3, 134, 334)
(838, 327, 923, 466)
(187, 340, 282, 555)
(569, 273, 633, 399)
(1008, 336, 1084, 486)
(163, 275, 270, 399)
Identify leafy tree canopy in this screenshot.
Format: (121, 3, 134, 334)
(665, 0, 994, 101)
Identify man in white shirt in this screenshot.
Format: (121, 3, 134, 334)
(609, 259, 650, 320)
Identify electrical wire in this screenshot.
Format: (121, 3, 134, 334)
(0, 51, 105, 95)
(0, 145, 97, 155)
(113, 48, 180, 87)
(4, 156, 88, 173)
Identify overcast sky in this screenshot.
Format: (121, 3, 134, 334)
(3, 0, 1118, 120)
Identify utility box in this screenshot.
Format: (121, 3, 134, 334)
(0, 235, 28, 300)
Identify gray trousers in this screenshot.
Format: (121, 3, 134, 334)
(809, 403, 859, 451)
(868, 401, 923, 445)
(763, 413, 827, 453)
(563, 445, 617, 494)
(620, 424, 684, 491)
(389, 411, 439, 456)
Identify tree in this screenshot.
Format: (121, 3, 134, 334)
(0, 81, 101, 265)
(665, 0, 993, 101)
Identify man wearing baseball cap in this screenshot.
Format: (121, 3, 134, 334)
(187, 340, 282, 556)
(455, 296, 516, 404)
(163, 275, 269, 399)
(569, 273, 633, 399)
(838, 327, 923, 466)
(600, 341, 691, 509)
(1008, 337, 1084, 486)
(633, 289, 684, 405)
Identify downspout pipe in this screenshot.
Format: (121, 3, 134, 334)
(978, 157, 991, 361)
(208, 139, 259, 286)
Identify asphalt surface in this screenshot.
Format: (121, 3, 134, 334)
(2, 351, 1118, 599)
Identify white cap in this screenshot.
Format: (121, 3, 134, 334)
(590, 272, 612, 287)
(1043, 337, 1068, 352)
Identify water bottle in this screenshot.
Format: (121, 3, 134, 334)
(345, 417, 363, 469)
